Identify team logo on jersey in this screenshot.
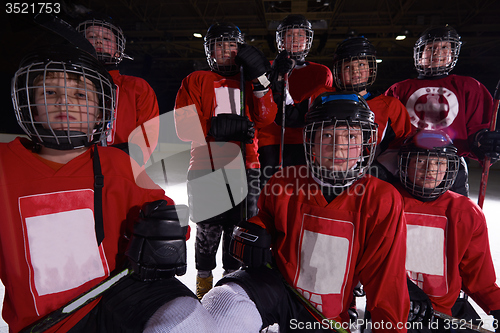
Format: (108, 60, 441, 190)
(406, 87, 459, 130)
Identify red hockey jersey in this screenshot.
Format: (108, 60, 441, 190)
(0, 138, 170, 332)
(258, 62, 333, 147)
(398, 185, 500, 315)
(250, 168, 410, 332)
(174, 70, 277, 170)
(107, 70, 160, 164)
(385, 75, 493, 158)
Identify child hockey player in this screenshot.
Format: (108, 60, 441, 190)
(201, 92, 410, 332)
(385, 25, 500, 196)
(1, 45, 215, 332)
(77, 15, 160, 164)
(258, 14, 333, 186)
(174, 22, 277, 299)
(397, 129, 500, 332)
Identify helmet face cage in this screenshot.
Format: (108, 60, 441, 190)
(76, 19, 126, 65)
(399, 150, 459, 200)
(276, 24, 313, 62)
(413, 31, 461, 76)
(304, 119, 377, 187)
(204, 25, 244, 76)
(333, 55, 377, 92)
(12, 60, 115, 150)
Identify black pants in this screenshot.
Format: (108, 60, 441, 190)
(219, 266, 333, 332)
(188, 168, 260, 272)
(68, 275, 196, 333)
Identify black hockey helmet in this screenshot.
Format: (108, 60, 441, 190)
(399, 129, 459, 200)
(304, 92, 378, 187)
(413, 25, 461, 77)
(204, 22, 245, 76)
(276, 14, 313, 62)
(332, 37, 377, 92)
(76, 13, 129, 65)
(12, 44, 116, 150)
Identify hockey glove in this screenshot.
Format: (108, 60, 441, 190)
(490, 310, 500, 333)
(235, 44, 271, 84)
(208, 114, 255, 143)
(472, 128, 500, 164)
(126, 201, 189, 281)
(230, 220, 272, 268)
(407, 278, 433, 324)
(274, 99, 309, 128)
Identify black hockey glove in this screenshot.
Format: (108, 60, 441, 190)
(235, 44, 271, 83)
(274, 99, 309, 128)
(126, 201, 189, 281)
(208, 114, 255, 143)
(269, 51, 296, 106)
(407, 278, 433, 324)
(230, 220, 272, 268)
(491, 310, 500, 333)
(472, 128, 500, 164)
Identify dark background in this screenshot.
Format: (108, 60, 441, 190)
(1, 0, 499, 134)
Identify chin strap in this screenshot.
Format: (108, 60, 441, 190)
(93, 145, 105, 245)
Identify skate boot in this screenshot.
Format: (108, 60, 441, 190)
(196, 271, 213, 300)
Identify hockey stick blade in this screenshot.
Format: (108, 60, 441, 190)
(34, 13, 98, 57)
(433, 310, 495, 333)
(478, 79, 500, 208)
(20, 268, 133, 333)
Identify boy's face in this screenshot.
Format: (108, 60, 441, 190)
(420, 41, 453, 69)
(85, 25, 118, 59)
(33, 72, 101, 133)
(283, 28, 307, 53)
(213, 40, 238, 66)
(407, 155, 447, 189)
(341, 59, 370, 86)
(313, 125, 363, 171)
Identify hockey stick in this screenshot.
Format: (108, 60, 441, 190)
(278, 71, 289, 170)
(477, 79, 500, 208)
(240, 65, 248, 222)
(265, 263, 348, 333)
(20, 268, 133, 333)
(433, 310, 495, 333)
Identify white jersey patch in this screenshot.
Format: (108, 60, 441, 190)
(406, 87, 459, 130)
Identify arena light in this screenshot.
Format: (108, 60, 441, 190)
(193, 32, 203, 38)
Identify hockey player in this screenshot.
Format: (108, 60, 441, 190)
(1, 45, 215, 332)
(201, 92, 410, 332)
(397, 130, 500, 332)
(311, 36, 412, 182)
(258, 14, 333, 186)
(77, 15, 160, 164)
(385, 25, 500, 197)
(174, 22, 277, 299)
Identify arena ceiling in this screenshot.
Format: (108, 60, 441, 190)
(1, 0, 499, 121)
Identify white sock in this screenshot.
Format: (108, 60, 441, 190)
(201, 282, 263, 333)
(143, 296, 217, 333)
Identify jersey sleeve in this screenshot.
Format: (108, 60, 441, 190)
(174, 73, 210, 145)
(459, 203, 500, 313)
(356, 182, 410, 332)
(247, 84, 278, 129)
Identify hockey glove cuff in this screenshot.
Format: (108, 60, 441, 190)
(407, 277, 433, 324)
(472, 129, 500, 164)
(274, 99, 309, 128)
(235, 44, 271, 83)
(126, 201, 189, 281)
(230, 220, 272, 268)
(208, 114, 255, 143)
